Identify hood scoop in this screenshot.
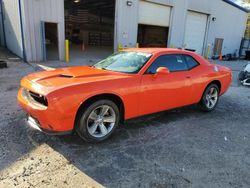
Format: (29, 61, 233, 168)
(59, 74, 74, 78)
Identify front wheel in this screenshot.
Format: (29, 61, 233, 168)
(199, 84, 219, 112)
(76, 99, 120, 142)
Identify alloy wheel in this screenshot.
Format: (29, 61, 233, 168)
(205, 87, 218, 109)
(87, 105, 116, 138)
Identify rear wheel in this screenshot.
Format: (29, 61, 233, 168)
(199, 84, 219, 112)
(76, 99, 120, 142)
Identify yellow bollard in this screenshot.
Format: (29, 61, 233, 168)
(170, 43, 174, 48)
(65, 40, 69, 64)
(118, 43, 123, 51)
(205, 44, 211, 59)
(136, 43, 139, 48)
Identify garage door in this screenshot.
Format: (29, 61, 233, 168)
(138, 1, 171, 27)
(184, 11, 208, 54)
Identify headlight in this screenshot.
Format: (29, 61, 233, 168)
(28, 90, 48, 106)
(22, 88, 48, 108)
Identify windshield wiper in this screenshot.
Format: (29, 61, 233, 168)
(93, 66, 108, 71)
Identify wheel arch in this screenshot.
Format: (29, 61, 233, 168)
(74, 93, 125, 129)
(199, 80, 221, 102)
(207, 80, 221, 93)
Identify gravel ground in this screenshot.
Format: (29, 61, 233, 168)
(0, 48, 250, 188)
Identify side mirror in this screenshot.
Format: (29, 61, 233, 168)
(155, 67, 170, 76)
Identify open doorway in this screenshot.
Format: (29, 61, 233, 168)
(137, 24, 169, 47)
(41, 22, 59, 61)
(45, 23, 59, 60)
(64, 0, 115, 65)
(137, 1, 170, 48)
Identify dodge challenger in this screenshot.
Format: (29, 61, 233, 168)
(17, 48, 232, 142)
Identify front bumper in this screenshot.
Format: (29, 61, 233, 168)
(26, 115, 72, 135)
(17, 88, 73, 134)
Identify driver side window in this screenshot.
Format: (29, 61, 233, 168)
(146, 54, 188, 74)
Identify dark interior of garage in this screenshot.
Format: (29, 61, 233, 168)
(137, 24, 169, 47)
(64, 0, 115, 63)
(44, 22, 59, 61)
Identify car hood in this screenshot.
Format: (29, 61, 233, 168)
(21, 66, 131, 95)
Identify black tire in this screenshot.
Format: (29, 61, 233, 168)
(199, 84, 219, 112)
(75, 99, 120, 143)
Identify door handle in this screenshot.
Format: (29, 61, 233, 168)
(186, 75, 191, 79)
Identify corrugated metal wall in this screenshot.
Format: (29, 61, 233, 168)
(2, 0, 23, 57)
(115, 0, 173, 48)
(115, 0, 138, 48)
(117, 0, 247, 56)
(0, 0, 5, 47)
(207, 0, 248, 56)
(22, 0, 65, 62)
(2, 0, 246, 62)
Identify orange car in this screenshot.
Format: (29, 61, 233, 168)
(17, 48, 232, 142)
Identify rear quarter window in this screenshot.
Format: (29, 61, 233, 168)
(183, 55, 199, 70)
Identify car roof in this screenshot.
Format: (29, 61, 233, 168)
(122, 47, 210, 66)
(122, 48, 190, 54)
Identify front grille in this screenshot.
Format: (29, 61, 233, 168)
(29, 91, 48, 106)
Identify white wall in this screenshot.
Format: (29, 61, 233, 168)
(0, 1, 5, 47)
(115, 0, 139, 49)
(207, 0, 248, 55)
(118, 0, 248, 56)
(155, 0, 247, 55)
(3, 0, 246, 62)
(167, 0, 211, 50)
(2, 0, 23, 57)
(22, 0, 65, 62)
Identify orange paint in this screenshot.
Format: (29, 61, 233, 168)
(17, 48, 232, 134)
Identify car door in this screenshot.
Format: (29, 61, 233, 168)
(182, 54, 203, 104)
(139, 54, 192, 116)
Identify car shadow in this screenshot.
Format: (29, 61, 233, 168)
(41, 105, 208, 187)
(54, 105, 203, 145)
(2, 93, 246, 187)
(45, 95, 247, 187)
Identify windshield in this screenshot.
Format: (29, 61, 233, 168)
(92, 51, 152, 73)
